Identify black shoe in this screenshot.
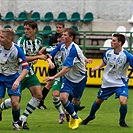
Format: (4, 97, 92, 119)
(81, 116, 95, 125)
(63, 109, 70, 122)
(37, 104, 47, 110)
(119, 122, 130, 128)
(0, 111, 2, 121)
(65, 113, 70, 122)
(79, 106, 85, 111)
(18, 120, 29, 130)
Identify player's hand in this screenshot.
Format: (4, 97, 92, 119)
(32, 59, 38, 64)
(12, 81, 19, 90)
(45, 76, 55, 82)
(38, 54, 47, 60)
(91, 66, 99, 71)
(47, 57, 55, 69)
(85, 58, 93, 64)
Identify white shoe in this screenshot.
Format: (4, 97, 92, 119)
(13, 121, 20, 130)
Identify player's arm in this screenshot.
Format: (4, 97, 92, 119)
(91, 61, 105, 71)
(37, 45, 56, 69)
(12, 47, 30, 90)
(12, 68, 29, 91)
(45, 66, 70, 81)
(84, 56, 93, 64)
(26, 45, 47, 62)
(46, 55, 55, 69)
(38, 46, 47, 55)
(53, 66, 70, 78)
(26, 54, 47, 62)
(126, 51, 133, 68)
(46, 43, 63, 69)
(28, 46, 48, 63)
(50, 42, 63, 57)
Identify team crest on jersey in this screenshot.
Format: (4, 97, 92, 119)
(10, 53, 15, 59)
(0, 50, 2, 53)
(61, 47, 66, 52)
(27, 51, 34, 55)
(107, 54, 111, 61)
(113, 57, 116, 61)
(117, 58, 123, 64)
(107, 54, 111, 57)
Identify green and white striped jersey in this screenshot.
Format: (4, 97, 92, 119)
(46, 46, 56, 53)
(17, 35, 42, 77)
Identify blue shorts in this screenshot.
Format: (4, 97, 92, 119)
(0, 73, 21, 98)
(97, 86, 128, 100)
(60, 76, 87, 100)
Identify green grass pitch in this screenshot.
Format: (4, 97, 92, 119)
(0, 87, 132, 133)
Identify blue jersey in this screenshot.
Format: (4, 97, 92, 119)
(0, 43, 29, 76)
(50, 42, 86, 83)
(102, 48, 133, 88)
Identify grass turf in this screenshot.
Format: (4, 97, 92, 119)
(0, 87, 132, 133)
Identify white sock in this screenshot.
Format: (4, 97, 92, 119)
(52, 96, 64, 114)
(1, 98, 12, 110)
(19, 97, 40, 122)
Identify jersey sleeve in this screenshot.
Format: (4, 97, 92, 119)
(124, 50, 133, 68)
(102, 48, 112, 65)
(50, 42, 64, 57)
(15, 44, 30, 70)
(16, 36, 26, 54)
(16, 36, 24, 47)
(63, 45, 77, 68)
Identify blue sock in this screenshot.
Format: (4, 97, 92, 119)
(12, 108, 20, 122)
(63, 100, 78, 119)
(89, 101, 101, 118)
(74, 103, 80, 113)
(119, 105, 127, 123)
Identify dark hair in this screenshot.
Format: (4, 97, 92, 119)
(113, 33, 125, 46)
(55, 22, 65, 28)
(63, 28, 76, 41)
(57, 33, 63, 38)
(24, 20, 38, 30)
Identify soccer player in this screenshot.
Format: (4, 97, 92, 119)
(45, 28, 87, 130)
(51, 34, 66, 124)
(0, 20, 48, 130)
(38, 22, 65, 110)
(51, 34, 93, 124)
(81, 33, 133, 128)
(0, 28, 29, 130)
(38, 22, 86, 112)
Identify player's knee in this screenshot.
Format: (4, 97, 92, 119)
(30, 88, 43, 100)
(119, 96, 127, 106)
(73, 98, 80, 105)
(11, 101, 19, 110)
(120, 101, 127, 106)
(52, 94, 58, 98)
(52, 91, 60, 97)
(96, 98, 103, 104)
(33, 93, 42, 100)
(37, 94, 43, 100)
(60, 96, 67, 104)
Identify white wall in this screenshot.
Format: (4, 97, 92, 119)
(0, 0, 132, 31)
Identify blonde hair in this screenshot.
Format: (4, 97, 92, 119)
(0, 28, 15, 41)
